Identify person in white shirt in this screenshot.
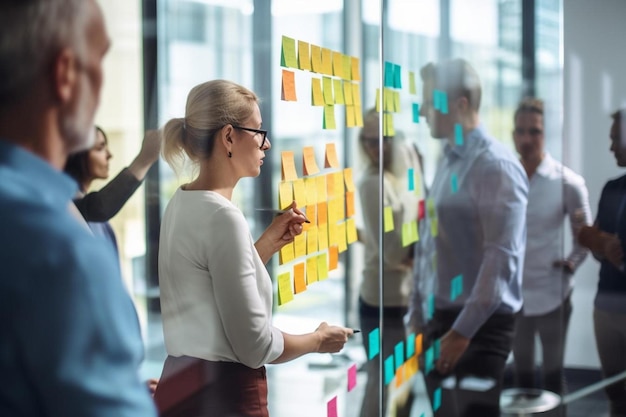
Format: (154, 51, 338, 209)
(511, 98, 591, 399)
(154, 79, 352, 417)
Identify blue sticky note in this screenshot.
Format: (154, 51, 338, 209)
(394, 64, 402, 89)
(412, 103, 420, 123)
(434, 339, 441, 360)
(428, 294, 435, 319)
(384, 355, 395, 385)
(407, 332, 416, 357)
(433, 387, 442, 411)
(451, 173, 458, 193)
(368, 328, 380, 360)
(395, 341, 405, 370)
(384, 61, 394, 88)
(425, 346, 434, 374)
(408, 168, 415, 191)
(455, 123, 464, 145)
(441, 91, 449, 114)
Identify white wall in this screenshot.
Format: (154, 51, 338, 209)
(563, 0, 626, 368)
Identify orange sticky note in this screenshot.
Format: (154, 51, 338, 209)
(332, 51, 344, 78)
(395, 364, 405, 388)
(279, 242, 294, 265)
(277, 272, 294, 305)
(307, 225, 318, 254)
(317, 201, 328, 224)
(281, 151, 298, 181)
(302, 146, 320, 176)
(344, 81, 353, 105)
(311, 78, 324, 106)
(278, 181, 293, 210)
(310, 45, 322, 73)
(346, 218, 358, 244)
(346, 191, 355, 218)
(293, 179, 306, 207)
(329, 245, 339, 270)
(281, 70, 297, 102)
(416, 333, 423, 356)
(322, 77, 334, 105)
(293, 262, 306, 294)
(305, 177, 318, 206)
(306, 256, 318, 284)
(294, 233, 306, 258)
(351, 56, 361, 81)
(321, 48, 333, 75)
(317, 252, 329, 280)
(337, 222, 347, 253)
(324, 143, 340, 168)
(318, 223, 328, 250)
(316, 176, 327, 202)
(344, 168, 355, 191)
(297, 40, 311, 71)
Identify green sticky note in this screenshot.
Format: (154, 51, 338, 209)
(384, 355, 395, 385)
(384, 206, 395, 232)
(411, 220, 419, 243)
(368, 328, 380, 359)
(323, 105, 336, 130)
(409, 71, 417, 94)
(281, 35, 297, 68)
(333, 78, 345, 104)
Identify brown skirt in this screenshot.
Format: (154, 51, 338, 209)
(153, 355, 269, 417)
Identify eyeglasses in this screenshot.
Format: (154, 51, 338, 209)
(233, 126, 269, 149)
(514, 127, 543, 136)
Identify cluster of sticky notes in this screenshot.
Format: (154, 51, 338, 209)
(408, 167, 425, 199)
(383, 205, 419, 247)
(276, 144, 359, 306)
(368, 327, 424, 388)
(451, 274, 463, 301)
(280, 35, 363, 129)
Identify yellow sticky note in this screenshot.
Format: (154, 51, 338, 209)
(306, 256, 318, 284)
(317, 253, 329, 280)
(327, 197, 340, 225)
(344, 82, 353, 105)
(318, 223, 329, 250)
(317, 201, 328, 225)
(426, 198, 436, 218)
(328, 222, 338, 247)
(294, 263, 306, 294)
(281, 151, 298, 181)
(431, 217, 438, 237)
(277, 271, 294, 305)
(332, 51, 344, 78)
(346, 105, 356, 127)
(322, 77, 334, 105)
(342, 55, 352, 81)
(346, 191, 355, 218)
(333, 79, 345, 104)
(297, 40, 311, 71)
(324, 143, 340, 168)
(384, 206, 395, 232)
(302, 146, 320, 176)
(351, 56, 361, 81)
(316, 175, 327, 202)
(410, 220, 419, 243)
(329, 245, 339, 271)
(346, 218, 358, 244)
(307, 226, 318, 254)
(402, 223, 412, 247)
(311, 78, 324, 106)
(281, 36, 298, 68)
(294, 233, 307, 258)
(305, 177, 318, 206)
(337, 222, 347, 253)
(281, 69, 297, 102)
(323, 105, 336, 130)
(355, 104, 363, 127)
(334, 172, 344, 195)
(279, 242, 295, 264)
(384, 113, 395, 136)
(409, 71, 417, 95)
(352, 83, 362, 107)
(327, 173, 337, 199)
(278, 181, 293, 210)
(306, 204, 316, 226)
(394, 91, 401, 112)
(321, 48, 333, 75)
(311, 44, 322, 73)
(344, 168, 355, 192)
(293, 179, 306, 207)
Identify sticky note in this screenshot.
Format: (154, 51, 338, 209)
(455, 123, 464, 145)
(278, 181, 293, 210)
(440, 92, 449, 114)
(418, 199, 425, 220)
(293, 179, 306, 207)
(433, 388, 442, 411)
(321, 48, 332, 75)
(410, 220, 419, 243)
(343, 81, 353, 105)
(302, 145, 320, 176)
(384, 355, 395, 385)
(297, 40, 310, 71)
(451, 274, 463, 301)
(281, 151, 298, 181)
(306, 204, 316, 226)
(307, 226, 318, 254)
(352, 83, 361, 107)
(310, 44, 322, 73)
(433, 89, 441, 110)
(426, 198, 436, 218)
(323, 105, 336, 130)
(343, 168, 355, 191)
(294, 233, 306, 258)
(347, 363, 357, 392)
(322, 76, 334, 105)
(425, 346, 434, 374)
(346, 218, 358, 244)
(434, 338, 441, 360)
(281, 69, 297, 101)
(311, 78, 324, 106)
(406, 356, 418, 378)
(409, 71, 417, 94)
(384, 113, 395, 136)
(394, 92, 401, 114)
(327, 396, 338, 417)
(395, 342, 405, 370)
(430, 217, 439, 237)
(317, 253, 328, 280)
(395, 364, 405, 387)
(318, 223, 328, 250)
(368, 328, 380, 359)
(384, 206, 395, 232)
(306, 255, 318, 284)
(407, 333, 416, 357)
(280, 36, 297, 68)
(402, 223, 412, 247)
(394, 64, 402, 89)
(316, 175, 327, 201)
(277, 272, 294, 305)
(408, 168, 415, 191)
(324, 143, 340, 168)
(329, 245, 339, 270)
(346, 105, 356, 127)
(333, 79, 345, 104)
(337, 222, 347, 253)
(384, 88, 393, 112)
(342, 55, 352, 81)
(305, 177, 318, 206)
(332, 51, 343, 78)
(412, 103, 420, 123)
(327, 197, 340, 224)
(279, 242, 294, 265)
(351, 56, 361, 81)
(328, 222, 338, 247)
(384, 61, 394, 88)
(345, 191, 355, 218)
(451, 173, 459, 193)
(355, 104, 363, 127)
(293, 262, 306, 294)
(416, 333, 423, 356)
(317, 201, 328, 224)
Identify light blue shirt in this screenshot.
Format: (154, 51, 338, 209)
(410, 125, 528, 338)
(0, 140, 156, 417)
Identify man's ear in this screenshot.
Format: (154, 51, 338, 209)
(54, 48, 78, 104)
(455, 96, 469, 113)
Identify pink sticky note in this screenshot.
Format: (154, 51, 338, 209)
(347, 363, 357, 392)
(327, 396, 338, 417)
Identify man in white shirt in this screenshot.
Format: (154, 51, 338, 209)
(511, 98, 591, 398)
(408, 58, 528, 417)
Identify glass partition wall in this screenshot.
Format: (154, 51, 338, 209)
(91, 0, 623, 415)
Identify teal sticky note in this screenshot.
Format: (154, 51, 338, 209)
(384, 355, 395, 385)
(394, 64, 402, 89)
(425, 346, 434, 374)
(407, 332, 416, 357)
(368, 328, 380, 360)
(441, 91, 449, 114)
(455, 123, 464, 145)
(451, 173, 458, 193)
(433, 89, 441, 110)
(457, 274, 463, 295)
(395, 341, 405, 369)
(420, 414, 426, 417)
(408, 168, 415, 191)
(428, 294, 435, 319)
(412, 103, 420, 123)
(451, 274, 462, 300)
(433, 387, 442, 411)
(434, 339, 441, 360)
(384, 61, 394, 88)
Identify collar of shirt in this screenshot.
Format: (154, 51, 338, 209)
(534, 152, 556, 178)
(443, 123, 488, 161)
(0, 139, 78, 205)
